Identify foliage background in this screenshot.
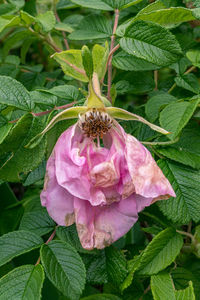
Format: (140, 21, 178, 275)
(0, 0, 200, 299)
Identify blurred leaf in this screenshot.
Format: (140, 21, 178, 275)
(175, 74, 200, 94)
(0, 264, 44, 300)
(0, 230, 43, 267)
(159, 98, 200, 140)
(69, 15, 112, 40)
(19, 196, 55, 236)
(40, 240, 86, 300)
(3, 30, 30, 57)
(158, 160, 200, 223)
(186, 49, 200, 68)
(36, 11, 56, 32)
(81, 295, 122, 300)
(175, 281, 195, 300)
(0, 114, 46, 182)
(0, 76, 33, 111)
(151, 272, 176, 300)
(136, 228, 183, 275)
(119, 20, 182, 67)
(20, 10, 35, 25)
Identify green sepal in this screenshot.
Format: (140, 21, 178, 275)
(25, 106, 87, 149)
(106, 107, 170, 135)
(81, 45, 93, 79)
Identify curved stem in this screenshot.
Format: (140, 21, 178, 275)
(176, 230, 195, 243)
(141, 136, 179, 146)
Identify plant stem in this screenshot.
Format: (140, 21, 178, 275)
(176, 230, 195, 243)
(168, 65, 196, 94)
(9, 101, 77, 124)
(139, 285, 151, 300)
(35, 228, 57, 265)
(107, 9, 120, 102)
(54, 9, 70, 50)
(154, 70, 158, 90)
(142, 136, 179, 146)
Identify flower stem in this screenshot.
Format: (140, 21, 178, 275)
(107, 9, 120, 102)
(35, 227, 57, 265)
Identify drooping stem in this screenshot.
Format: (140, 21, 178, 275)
(107, 9, 120, 102)
(168, 65, 196, 94)
(35, 228, 57, 265)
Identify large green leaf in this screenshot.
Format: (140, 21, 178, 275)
(0, 76, 33, 111)
(175, 74, 200, 94)
(0, 230, 43, 267)
(136, 228, 183, 275)
(151, 272, 176, 300)
(19, 196, 55, 236)
(70, 0, 142, 10)
(112, 51, 160, 71)
(69, 15, 112, 40)
(119, 20, 182, 67)
(175, 282, 195, 300)
(0, 114, 46, 182)
(158, 160, 200, 223)
(37, 84, 80, 100)
(52, 50, 88, 82)
(40, 240, 86, 300)
(0, 264, 44, 300)
(156, 125, 200, 169)
(0, 16, 20, 33)
(159, 98, 200, 140)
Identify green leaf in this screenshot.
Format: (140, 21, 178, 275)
(145, 92, 177, 122)
(0, 264, 44, 300)
(3, 30, 30, 57)
(137, 228, 183, 275)
(119, 20, 182, 67)
(70, 0, 113, 10)
(0, 230, 43, 267)
(23, 160, 46, 186)
(0, 114, 46, 182)
(20, 10, 35, 25)
(92, 43, 109, 80)
(151, 272, 176, 300)
(81, 295, 122, 300)
(82, 46, 93, 79)
(19, 196, 55, 236)
(186, 49, 200, 68)
(0, 16, 19, 33)
(159, 98, 200, 140)
(36, 11, 56, 32)
(106, 107, 169, 134)
(69, 15, 112, 40)
(158, 160, 200, 224)
(37, 84, 80, 101)
(52, 50, 88, 82)
(112, 51, 160, 71)
(135, 7, 197, 27)
(40, 240, 86, 300)
(156, 125, 200, 169)
(84, 251, 108, 284)
(175, 74, 200, 94)
(0, 76, 33, 111)
(175, 282, 195, 300)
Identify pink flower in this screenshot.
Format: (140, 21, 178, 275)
(41, 112, 175, 250)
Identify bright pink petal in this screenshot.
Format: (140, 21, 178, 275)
(41, 152, 74, 226)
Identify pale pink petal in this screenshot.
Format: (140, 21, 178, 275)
(41, 152, 74, 226)
(74, 194, 152, 250)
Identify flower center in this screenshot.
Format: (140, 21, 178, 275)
(78, 108, 113, 138)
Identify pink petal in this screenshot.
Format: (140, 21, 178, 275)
(74, 194, 152, 250)
(41, 151, 74, 226)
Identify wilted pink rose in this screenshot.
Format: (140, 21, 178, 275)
(41, 112, 175, 250)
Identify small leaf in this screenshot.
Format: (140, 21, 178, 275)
(0, 264, 44, 300)
(186, 49, 200, 68)
(37, 84, 80, 101)
(19, 196, 55, 236)
(175, 281, 195, 300)
(0, 16, 20, 33)
(137, 228, 183, 275)
(151, 272, 176, 300)
(0, 230, 43, 267)
(36, 11, 56, 32)
(68, 15, 112, 40)
(40, 240, 86, 300)
(158, 160, 200, 224)
(119, 20, 182, 67)
(82, 46, 93, 79)
(175, 74, 200, 94)
(106, 107, 169, 134)
(0, 76, 33, 111)
(159, 98, 200, 140)
(26, 106, 87, 149)
(20, 10, 35, 25)
(52, 50, 88, 82)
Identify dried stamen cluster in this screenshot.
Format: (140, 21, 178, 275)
(79, 108, 113, 138)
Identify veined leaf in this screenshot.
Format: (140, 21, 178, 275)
(151, 272, 176, 300)
(0, 230, 43, 267)
(92, 43, 109, 80)
(40, 240, 86, 300)
(158, 159, 200, 223)
(0, 264, 44, 300)
(36, 11, 56, 32)
(175, 282, 195, 300)
(81, 295, 122, 300)
(70, 0, 143, 10)
(175, 74, 200, 94)
(186, 49, 200, 68)
(119, 20, 182, 67)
